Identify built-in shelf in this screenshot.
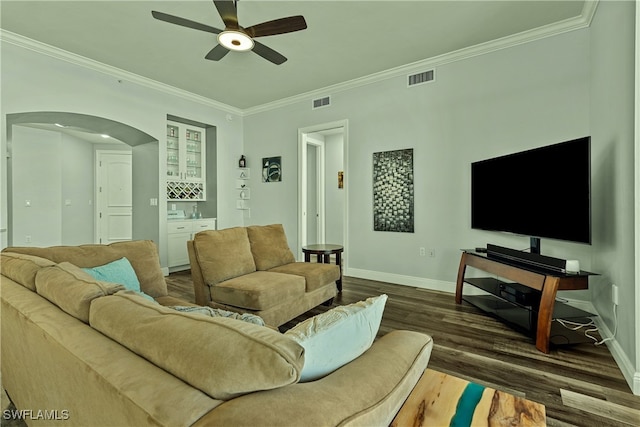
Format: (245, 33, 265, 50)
(236, 168, 250, 214)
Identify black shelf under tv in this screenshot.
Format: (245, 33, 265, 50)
(462, 278, 596, 345)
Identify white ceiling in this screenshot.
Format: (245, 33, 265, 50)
(1, 1, 588, 111)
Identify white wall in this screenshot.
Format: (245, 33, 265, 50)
(588, 0, 637, 393)
(59, 133, 95, 245)
(12, 126, 63, 246)
(1, 39, 245, 265)
(244, 28, 591, 288)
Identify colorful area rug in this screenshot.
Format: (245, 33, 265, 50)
(391, 369, 546, 427)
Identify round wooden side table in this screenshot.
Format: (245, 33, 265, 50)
(302, 244, 344, 292)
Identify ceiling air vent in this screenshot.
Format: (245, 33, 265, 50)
(312, 96, 331, 109)
(408, 69, 435, 87)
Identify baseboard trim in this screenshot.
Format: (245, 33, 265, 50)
(592, 309, 640, 396)
(345, 268, 455, 293)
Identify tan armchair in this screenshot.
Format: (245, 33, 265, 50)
(188, 224, 339, 327)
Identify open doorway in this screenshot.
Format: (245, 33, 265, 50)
(298, 120, 348, 261)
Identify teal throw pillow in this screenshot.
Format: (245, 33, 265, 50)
(82, 257, 154, 301)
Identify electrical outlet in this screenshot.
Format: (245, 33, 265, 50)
(612, 284, 619, 305)
(428, 248, 436, 258)
(419, 247, 426, 256)
(25, 235, 31, 243)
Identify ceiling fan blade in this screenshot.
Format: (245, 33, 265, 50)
(214, 0, 239, 29)
(205, 45, 230, 61)
(151, 11, 222, 34)
(252, 41, 287, 65)
(245, 15, 307, 38)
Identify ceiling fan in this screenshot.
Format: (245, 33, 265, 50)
(151, 0, 307, 65)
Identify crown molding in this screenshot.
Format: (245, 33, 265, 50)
(1, 0, 598, 118)
(0, 29, 243, 116)
(244, 1, 599, 116)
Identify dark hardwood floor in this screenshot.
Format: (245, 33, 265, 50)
(166, 271, 640, 427)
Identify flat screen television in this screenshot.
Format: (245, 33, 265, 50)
(471, 136, 591, 252)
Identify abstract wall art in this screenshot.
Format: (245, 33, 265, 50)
(372, 148, 414, 232)
(262, 156, 282, 182)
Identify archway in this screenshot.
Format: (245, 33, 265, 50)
(4, 112, 157, 247)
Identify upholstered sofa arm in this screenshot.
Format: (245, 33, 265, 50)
(187, 240, 212, 306)
(192, 330, 433, 427)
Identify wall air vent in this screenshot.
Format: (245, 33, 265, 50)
(408, 69, 435, 87)
(312, 96, 331, 109)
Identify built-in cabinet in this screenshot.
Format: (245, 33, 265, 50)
(166, 121, 207, 201)
(167, 218, 216, 269)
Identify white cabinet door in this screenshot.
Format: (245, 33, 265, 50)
(168, 231, 191, 267)
(167, 219, 216, 268)
(166, 121, 206, 183)
(167, 220, 192, 267)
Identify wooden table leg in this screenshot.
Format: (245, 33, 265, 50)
(455, 252, 468, 304)
(335, 251, 343, 292)
(536, 276, 560, 354)
(304, 252, 310, 262)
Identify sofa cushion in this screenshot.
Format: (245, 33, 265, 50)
(2, 240, 167, 297)
(0, 252, 56, 291)
(247, 224, 295, 270)
(35, 262, 124, 323)
(212, 271, 305, 311)
(269, 262, 340, 292)
(89, 291, 304, 400)
(285, 294, 388, 382)
(193, 227, 256, 285)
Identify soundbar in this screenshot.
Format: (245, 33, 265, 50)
(486, 244, 580, 274)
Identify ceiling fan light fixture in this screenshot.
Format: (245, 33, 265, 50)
(217, 30, 254, 51)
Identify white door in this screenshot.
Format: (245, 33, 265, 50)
(300, 134, 325, 249)
(306, 143, 320, 244)
(96, 151, 132, 244)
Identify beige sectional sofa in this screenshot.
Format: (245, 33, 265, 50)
(188, 224, 339, 326)
(1, 240, 434, 426)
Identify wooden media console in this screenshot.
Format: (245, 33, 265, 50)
(455, 249, 596, 354)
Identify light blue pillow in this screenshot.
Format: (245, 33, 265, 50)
(82, 257, 154, 302)
(285, 294, 388, 382)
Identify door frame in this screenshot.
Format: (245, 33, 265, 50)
(297, 119, 349, 261)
